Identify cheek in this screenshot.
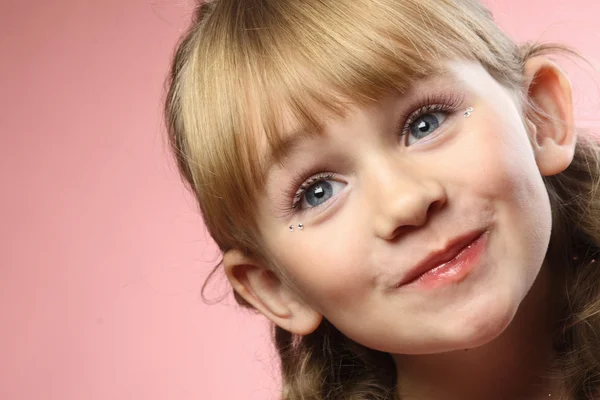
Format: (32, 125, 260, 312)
(269, 229, 373, 311)
(460, 110, 544, 208)
(460, 114, 552, 279)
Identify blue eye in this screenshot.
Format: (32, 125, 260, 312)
(304, 181, 332, 207)
(406, 111, 448, 146)
(292, 174, 346, 210)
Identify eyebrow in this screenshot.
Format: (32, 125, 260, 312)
(259, 124, 325, 178)
(261, 67, 461, 175)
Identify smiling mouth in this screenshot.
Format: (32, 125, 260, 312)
(396, 229, 488, 289)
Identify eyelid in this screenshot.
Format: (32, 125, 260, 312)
(397, 91, 465, 137)
(291, 172, 339, 210)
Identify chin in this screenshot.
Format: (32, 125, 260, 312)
(441, 289, 521, 352)
(400, 289, 522, 355)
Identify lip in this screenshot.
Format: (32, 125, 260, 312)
(395, 229, 487, 289)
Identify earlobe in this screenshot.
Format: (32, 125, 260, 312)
(523, 56, 576, 176)
(223, 249, 323, 335)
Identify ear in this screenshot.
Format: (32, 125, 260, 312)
(523, 56, 576, 176)
(223, 249, 323, 335)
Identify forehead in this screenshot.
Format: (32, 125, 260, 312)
(255, 61, 484, 174)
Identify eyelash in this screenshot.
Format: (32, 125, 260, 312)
(286, 171, 338, 212)
(397, 91, 464, 140)
(285, 91, 465, 213)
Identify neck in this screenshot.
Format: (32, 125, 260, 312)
(393, 262, 563, 400)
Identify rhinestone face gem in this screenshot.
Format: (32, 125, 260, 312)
(298, 223, 304, 230)
(464, 107, 474, 117)
(289, 225, 294, 232)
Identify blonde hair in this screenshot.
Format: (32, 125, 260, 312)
(164, 0, 600, 398)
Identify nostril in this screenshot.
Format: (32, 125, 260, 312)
(376, 182, 447, 241)
(428, 198, 446, 216)
(428, 201, 438, 216)
(390, 224, 417, 240)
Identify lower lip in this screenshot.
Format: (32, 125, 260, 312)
(402, 231, 489, 290)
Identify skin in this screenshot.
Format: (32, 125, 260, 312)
(224, 56, 576, 400)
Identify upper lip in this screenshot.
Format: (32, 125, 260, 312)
(396, 229, 485, 287)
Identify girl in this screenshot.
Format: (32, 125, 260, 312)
(164, 0, 600, 399)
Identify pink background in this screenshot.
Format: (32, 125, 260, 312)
(1, 1, 599, 399)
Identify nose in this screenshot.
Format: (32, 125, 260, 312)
(366, 156, 447, 241)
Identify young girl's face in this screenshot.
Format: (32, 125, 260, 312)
(251, 60, 557, 355)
